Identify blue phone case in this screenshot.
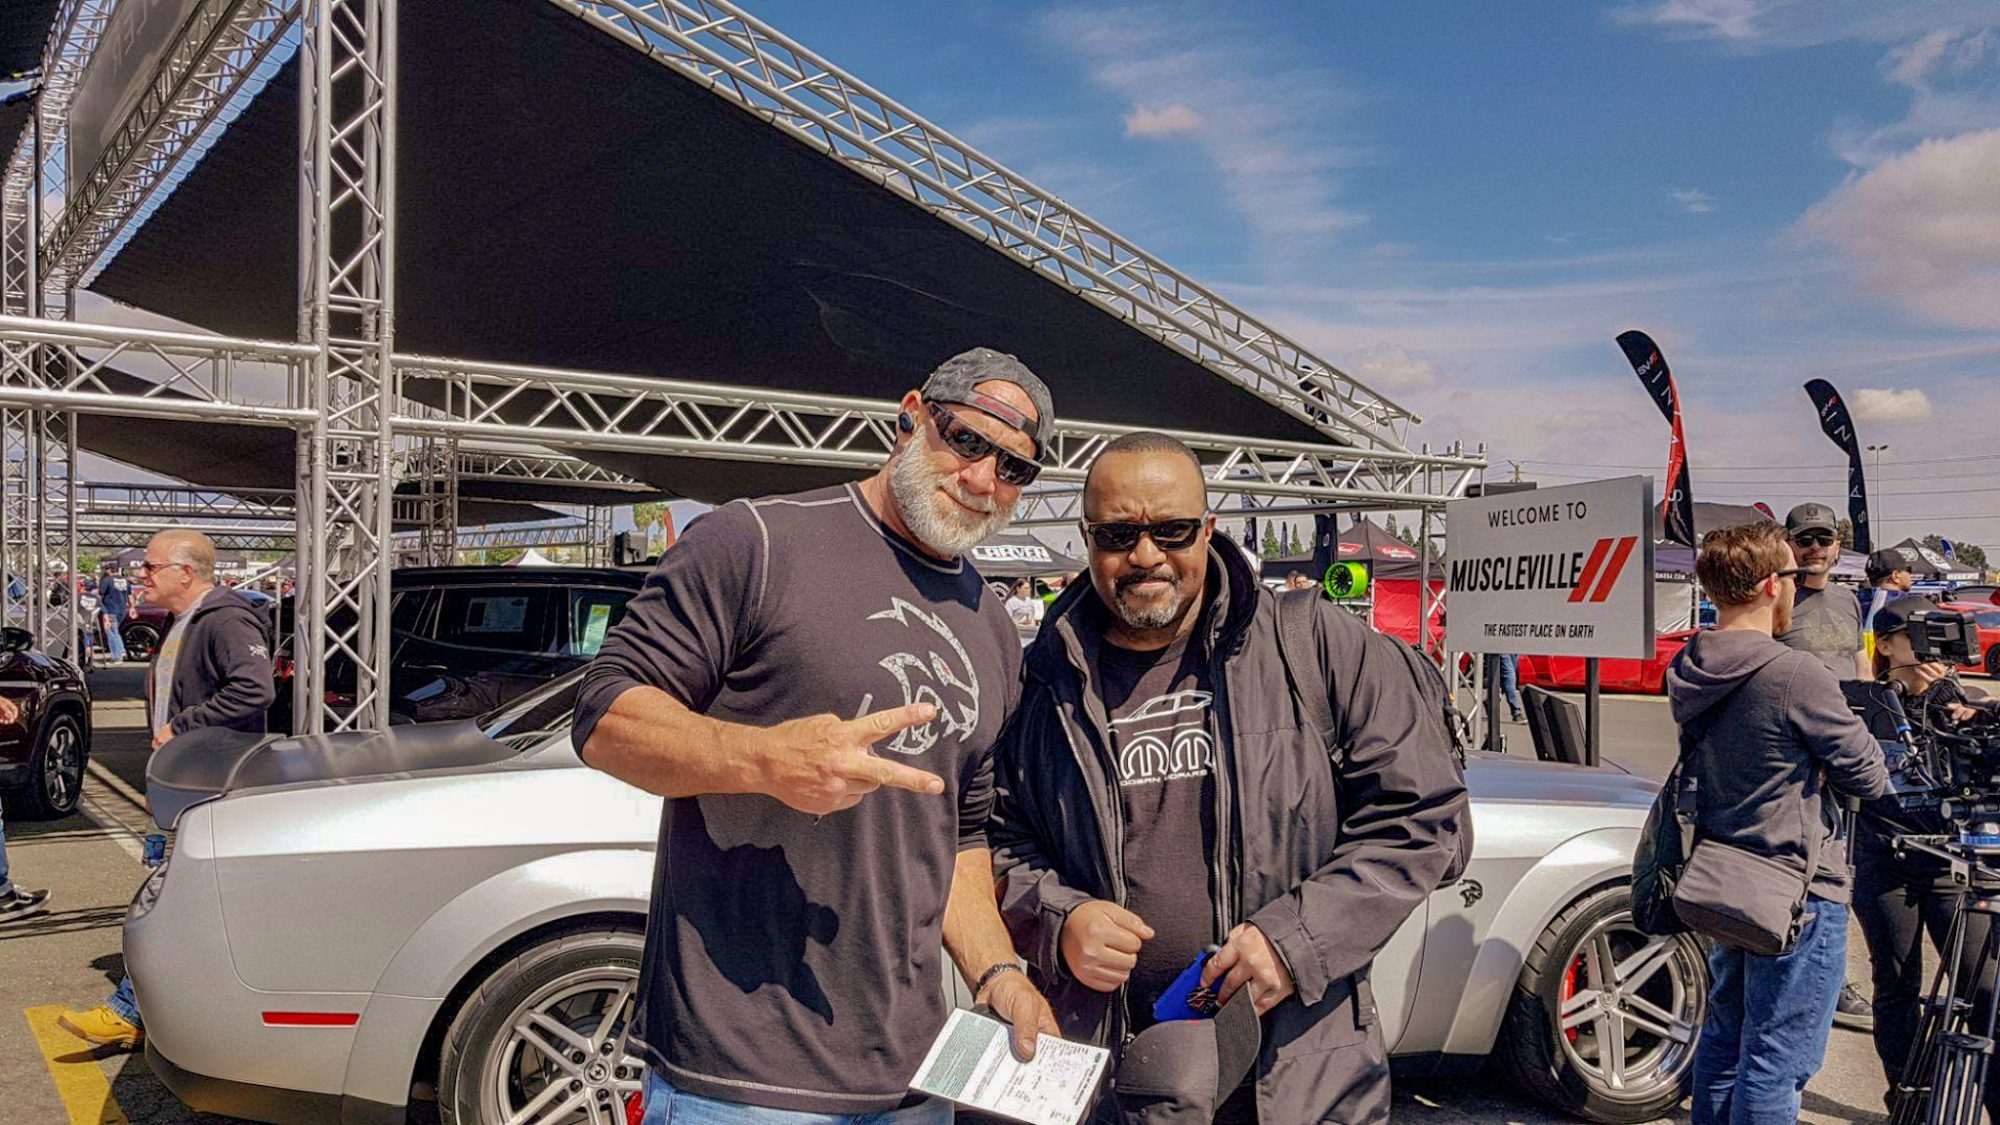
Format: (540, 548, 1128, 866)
(1151, 949, 1219, 1023)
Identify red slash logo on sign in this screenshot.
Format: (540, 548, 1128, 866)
(1568, 537, 1638, 604)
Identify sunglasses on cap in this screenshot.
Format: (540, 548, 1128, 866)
(1791, 532, 1836, 548)
(1081, 515, 1210, 554)
(925, 402, 1042, 487)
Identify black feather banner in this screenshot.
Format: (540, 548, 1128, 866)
(1802, 379, 1871, 554)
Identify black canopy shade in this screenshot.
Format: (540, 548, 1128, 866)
(88, 0, 1334, 510)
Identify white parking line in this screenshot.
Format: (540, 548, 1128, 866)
(77, 761, 149, 864)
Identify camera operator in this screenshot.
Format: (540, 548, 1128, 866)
(1853, 595, 2000, 1115)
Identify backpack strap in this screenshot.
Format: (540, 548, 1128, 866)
(1276, 589, 1338, 756)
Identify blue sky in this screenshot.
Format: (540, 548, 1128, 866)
(730, 0, 2000, 555)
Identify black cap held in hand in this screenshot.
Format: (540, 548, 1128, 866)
(1111, 986, 1262, 1118)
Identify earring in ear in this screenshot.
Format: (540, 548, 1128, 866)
(897, 412, 914, 433)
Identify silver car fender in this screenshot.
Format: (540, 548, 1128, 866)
(1438, 825, 1639, 1057)
(344, 846, 654, 1109)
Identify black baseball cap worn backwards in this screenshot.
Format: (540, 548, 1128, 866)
(920, 347, 1055, 459)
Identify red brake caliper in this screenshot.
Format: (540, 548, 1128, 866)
(1561, 955, 1583, 1043)
(625, 1090, 645, 1125)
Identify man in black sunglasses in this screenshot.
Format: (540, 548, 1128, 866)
(573, 347, 1062, 1120)
(1777, 502, 1870, 684)
(990, 431, 1469, 1123)
(1776, 501, 1877, 1035)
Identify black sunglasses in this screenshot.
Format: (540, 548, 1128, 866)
(925, 402, 1042, 487)
(1791, 533, 1836, 547)
(1081, 516, 1209, 554)
(1772, 565, 1814, 580)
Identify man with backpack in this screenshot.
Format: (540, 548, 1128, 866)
(991, 432, 1470, 1123)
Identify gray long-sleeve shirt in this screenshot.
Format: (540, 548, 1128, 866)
(1667, 628, 1889, 903)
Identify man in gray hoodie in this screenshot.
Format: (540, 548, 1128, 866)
(1668, 521, 1888, 1125)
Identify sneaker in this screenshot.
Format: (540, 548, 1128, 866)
(0, 888, 51, 922)
(56, 1005, 142, 1050)
(1834, 982, 1874, 1031)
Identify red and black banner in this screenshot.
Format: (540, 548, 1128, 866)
(1802, 379, 1870, 554)
(1616, 330, 1698, 548)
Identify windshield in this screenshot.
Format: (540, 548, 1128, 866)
(478, 666, 586, 742)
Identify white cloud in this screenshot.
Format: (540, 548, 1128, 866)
(1669, 187, 1717, 213)
(1613, 1, 2000, 49)
(1043, 6, 1368, 265)
(1619, 0, 1762, 41)
(1123, 103, 1203, 137)
(1849, 387, 1935, 424)
(1345, 344, 1441, 391)
(1804, 127, 2000, 328)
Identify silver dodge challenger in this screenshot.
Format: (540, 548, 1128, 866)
(131, 673, 1703, 1125)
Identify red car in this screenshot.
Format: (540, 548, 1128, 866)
(1939, 602, 2000, 678)
(1517, 629, 1698, 696)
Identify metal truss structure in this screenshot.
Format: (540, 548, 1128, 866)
(553, 0, 1418, 453)
(0, 0, 1490, 740)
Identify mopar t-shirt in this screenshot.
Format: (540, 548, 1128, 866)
(572, 484, 1022, 1115)
(1094, 634, 1219, 1031)
(1777, 584, 1863, 679)
(99, 574, 131, 619)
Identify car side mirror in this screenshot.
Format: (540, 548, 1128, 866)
(0, 626, 33, 653)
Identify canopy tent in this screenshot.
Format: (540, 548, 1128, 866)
(967, 531, 1085, 580)
(1890, 538, 1982, 583)
(504, 547, 557, 567)
(1269, 519, 1441, 647)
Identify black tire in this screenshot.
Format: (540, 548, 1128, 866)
(1495, 883, 1707, 1124)
(124, 624, 161, 661)
(438, 927, 645, 1125)
(1985, 645, 1999, 679)
(15, 710, 86, 820)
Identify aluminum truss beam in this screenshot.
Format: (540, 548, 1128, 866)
(552, 0, 1418, 453)
(297, 0, 398, 733)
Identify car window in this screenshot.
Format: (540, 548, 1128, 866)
(433, 587, 554, 653)
(391, 588, 437, 636)
(566, 588, 633, 657)
(1978, 611, 2000, 629)
(479, 666, 582, 742)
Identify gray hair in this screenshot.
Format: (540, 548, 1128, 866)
(153, 528, 217, 583)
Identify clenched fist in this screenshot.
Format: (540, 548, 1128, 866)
(1060, 900, 1154, 993)
(755, 702, 945, 816)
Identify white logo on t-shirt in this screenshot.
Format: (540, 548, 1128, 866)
(867, 598, 981, 757)
(1110, 690, 1215, 785)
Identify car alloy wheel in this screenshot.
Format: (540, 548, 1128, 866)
(1986, 645, 1999, 679)
(15, 712, 85, 819)
(1497, 883, 1706, 1124)
(1553, 915, 1703, 1101)
(438, 927, 647, 1125)
(486, 966, 644, 1125)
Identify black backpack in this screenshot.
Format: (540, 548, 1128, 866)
(1274, 589, 1473, 888)
(1631, 724, 1700, 936)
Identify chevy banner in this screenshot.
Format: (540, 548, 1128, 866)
(1445, 476, 1656, 659)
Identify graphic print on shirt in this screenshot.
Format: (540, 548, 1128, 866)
(1110, 690, 1215, 785)
(867, 597, 981, 756)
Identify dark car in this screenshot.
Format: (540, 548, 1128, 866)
(0, 625, 94, 819)
(268, 565, 645, 732)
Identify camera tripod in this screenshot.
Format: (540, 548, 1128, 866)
(1890, 838, 2000, 1125)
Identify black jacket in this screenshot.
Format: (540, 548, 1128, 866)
(157, 587, 275, 736)
(991, 542, 1470, 1122)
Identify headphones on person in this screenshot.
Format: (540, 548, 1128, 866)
(897, 411, 914, 433)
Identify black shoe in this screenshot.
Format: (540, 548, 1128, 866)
(1834, 982, 1874, 1031)
(0, 888, 51, 923)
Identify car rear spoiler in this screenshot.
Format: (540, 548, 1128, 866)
(145, 722, 519, 830)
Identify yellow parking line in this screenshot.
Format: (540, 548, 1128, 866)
(21, 1005, 130, 1125)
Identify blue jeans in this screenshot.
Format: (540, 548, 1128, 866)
(0, 794, 13, 899)
(640, 1071, 950, 1125)
(1692, 896, 1847, 1125)
(108, 975, 141, 1028)
(1497, 654, 1521, 716)
(100, 617, 125, 662)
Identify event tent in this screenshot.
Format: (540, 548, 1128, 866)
(967, 532, 1085, 580)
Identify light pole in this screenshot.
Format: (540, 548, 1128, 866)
(1867, 444, 1889, 533)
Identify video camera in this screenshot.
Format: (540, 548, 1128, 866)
(1849, 675, 2000, 852)
(1905, 606, 1980, 669)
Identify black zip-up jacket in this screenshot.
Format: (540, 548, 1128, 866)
(991, 542, 1469, 1122)
(157, 587, 276, 735)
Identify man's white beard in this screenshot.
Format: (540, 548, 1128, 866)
(887, 445, 1015, 557)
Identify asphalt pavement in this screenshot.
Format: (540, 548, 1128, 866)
(4, 667, 1991, 1124)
